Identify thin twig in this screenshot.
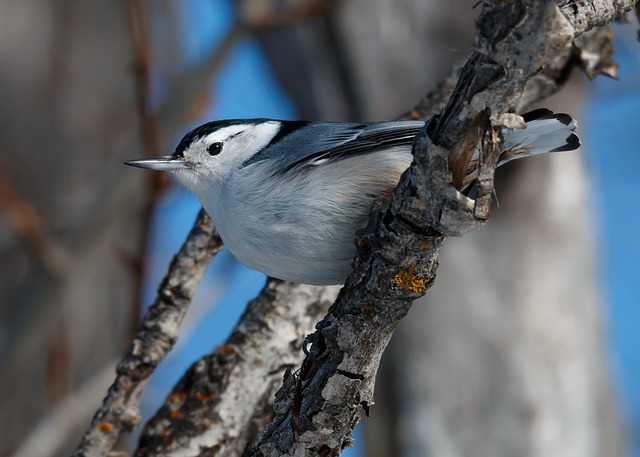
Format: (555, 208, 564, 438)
(0, 170, 148, 398)
(240, 0, 339, 28)
(0, 166, 70, 274)
(127, 0, 163, 158)
(157, 22, 245, 143)
(157, 0, 339, 140)
(125, 0, 170, 336)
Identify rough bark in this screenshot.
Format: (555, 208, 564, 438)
(73, 210, 223, 457)
(136, 281, 340, 457)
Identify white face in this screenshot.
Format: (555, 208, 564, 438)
(171, 121, 281, 194)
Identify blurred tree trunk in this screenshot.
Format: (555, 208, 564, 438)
(0, 1, 146, 455)
(251, 1, 624, 455)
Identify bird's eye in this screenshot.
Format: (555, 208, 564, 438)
(207, 142, 223, 156)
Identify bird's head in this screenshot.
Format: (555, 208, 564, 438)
(125, 119, 282, 193)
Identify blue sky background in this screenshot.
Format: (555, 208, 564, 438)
(138, 2, 640, 455)
(585, 26, 640, 456)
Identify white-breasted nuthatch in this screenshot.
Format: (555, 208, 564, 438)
(126, 109, 579, 285)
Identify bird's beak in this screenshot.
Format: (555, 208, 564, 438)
(124, 155, 189, 171)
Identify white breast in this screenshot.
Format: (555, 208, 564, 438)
(202, 148, 413, 285)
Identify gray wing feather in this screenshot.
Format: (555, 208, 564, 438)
(245, 121, 425, 173)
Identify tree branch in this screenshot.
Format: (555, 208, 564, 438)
(135, 281, 340, 457)
(0, 166, 71, 275)
(560, 0, 637, 34)
(73, 209, 223, 457)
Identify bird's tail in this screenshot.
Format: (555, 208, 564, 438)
(460, 108, 580, 189)
(500, 108, 580, 165)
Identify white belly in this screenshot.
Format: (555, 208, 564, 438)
(204, 151, 412, 285)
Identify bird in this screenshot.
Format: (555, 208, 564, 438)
(126, 109, 579, 286)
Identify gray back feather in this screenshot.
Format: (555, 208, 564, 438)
(243, 120, 425, 173)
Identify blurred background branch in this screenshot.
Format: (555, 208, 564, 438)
(0, 167, 71, 275)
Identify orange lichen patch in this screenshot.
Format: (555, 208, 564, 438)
(169, 392, 187, 403)
(99, 422, 113, 433)
(393, 265, 428, 293)
(408, 110, 420, 120)
(419, 240, 431, 250)
(170, 409, 183, 418)
(361, 302, 377, 318)
(195, 391, 216, 402)
(218, 344, 238, 356)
